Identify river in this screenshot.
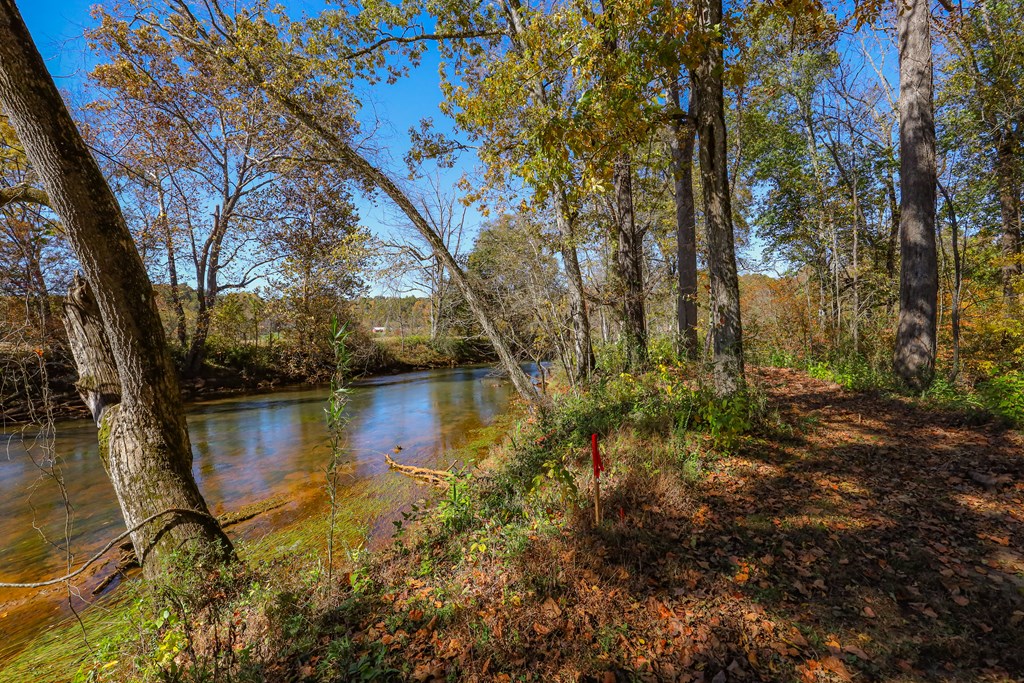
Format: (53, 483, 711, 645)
(0, 365, 516, 665)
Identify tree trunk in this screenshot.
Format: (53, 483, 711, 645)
(0, 0, 232, 576)
(894, 0, 938, 389)
(612, 154, 648, 370)
(691, 0, 744, 395)
(938, 181, 963, 380)
(553, 193, 596, 381)
(158, 186, 187, 348)
(996, 131, 1021, 307)
(667, 82, 699, 360)
(504, 0, 594, 381)
(885, 171, 900, 279)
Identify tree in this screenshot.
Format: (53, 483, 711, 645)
(666, 80, 699, 358)
(0, 0, 231, 577)
(940, 0, 1024, 307)
(691, 0, 744, 395)
(88, 8, 301, 374)
(893, 0, 938, 388)
(438, 0, 598, 380)
(159, 0, 542, 406)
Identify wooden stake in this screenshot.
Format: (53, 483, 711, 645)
(591, 434, 604, 524)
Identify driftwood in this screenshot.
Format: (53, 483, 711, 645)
(385, 454, 451, 489)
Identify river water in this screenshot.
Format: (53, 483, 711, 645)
(0, 365, 515, 664)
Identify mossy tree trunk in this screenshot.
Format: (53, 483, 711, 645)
(0, 0, 232, 577)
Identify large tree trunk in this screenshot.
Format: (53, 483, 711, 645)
(667, 81, 699, 360)
(612, 154, 648, 370)
(691, 0, 744, 395)
(893, 0, 938, 389)
(996, 131, 1021, 307)
(0, 0, 232, 576)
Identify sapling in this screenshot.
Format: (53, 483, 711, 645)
(324, 317, 352, 591)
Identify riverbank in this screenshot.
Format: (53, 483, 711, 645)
(0, 334, 496, 424)
(7, 366, 1022, 682)
(0, 365, 517, 675)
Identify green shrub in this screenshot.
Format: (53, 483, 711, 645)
(978, 369, 1024, 425)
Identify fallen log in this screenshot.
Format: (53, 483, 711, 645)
(385, 454, 451, 489)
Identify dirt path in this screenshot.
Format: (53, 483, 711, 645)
(595, 367, 1024, 681)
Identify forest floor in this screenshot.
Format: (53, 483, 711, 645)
(304, 367, 1024, 682)
(3, 367, 1023, 682)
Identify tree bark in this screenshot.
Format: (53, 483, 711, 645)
(0, 0, 232, 576)
(996, 131, 1021, 307)
(894, 0, 938, 389)
(667, 81, 699, 360)
(612, 153, 648, 370)
(691, 0, 744, 395)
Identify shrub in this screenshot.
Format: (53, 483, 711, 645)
(978, 369, 1024, 425)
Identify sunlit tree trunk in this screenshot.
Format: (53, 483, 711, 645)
(0, 0, 232, 576)
(553, 195, 596, 381)
(894, 0, 938, 389)
(691, 0, 744, 395)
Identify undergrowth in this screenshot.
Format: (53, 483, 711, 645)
(48, 363, 772, 683)
(772, 352, 1024, 427)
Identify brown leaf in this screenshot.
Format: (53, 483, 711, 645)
(542, 596, 562, 618)
(821, 655, 852, 680)
(533, 622, 551, 636)
(842, 644, 870, 661)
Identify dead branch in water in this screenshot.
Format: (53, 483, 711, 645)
(385, 454, 451, 489)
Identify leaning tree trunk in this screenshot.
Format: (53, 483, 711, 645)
(893, 0, 938, 389)
(691, 0, 744, 395)
(667, 81, 699, 360)
(249, 95, 540, 406)
(613, 153, 649, 370)
(0, 0, 232, 576)
(165, 3, 543, 407)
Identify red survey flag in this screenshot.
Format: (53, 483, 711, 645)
(591, 433, 605, 478)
